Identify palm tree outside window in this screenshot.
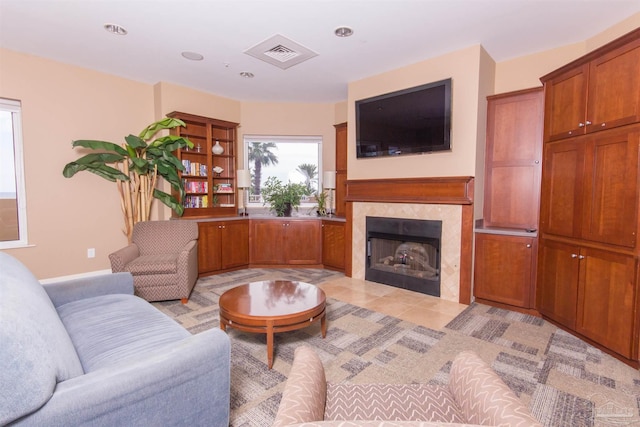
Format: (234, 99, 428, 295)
(243, 135, 322, 209)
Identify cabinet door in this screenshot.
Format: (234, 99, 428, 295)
(543, 64, 589, 141)
(536, 239, 580, 329)
(474, 233, 536, 308)
(322, 221, 345, 270)
(576, 248, 637, 359)
(484, 89, 543, 229)
(539, 139, 586, 239)
(249, 220, 286, 264)
(286, 220, 322, 265)
(582, 126, 639, 248)
(220, 221, 249, 269)
(197, 222, 221, 274)
(588, 38, 640, 133)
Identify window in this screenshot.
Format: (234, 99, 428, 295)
(243, 135, 322, 207)
(0, 98, 28, 248)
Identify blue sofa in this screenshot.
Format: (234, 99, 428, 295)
(0, 252, 231, 426)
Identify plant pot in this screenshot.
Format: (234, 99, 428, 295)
(283, 202, 293, 217)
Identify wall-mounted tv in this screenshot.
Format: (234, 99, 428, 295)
(355, 78, 452, 158)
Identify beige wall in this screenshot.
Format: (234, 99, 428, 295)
(239, 101, 338, 172)
(348, 45, 488, 182)
(0, 48, 154, 278)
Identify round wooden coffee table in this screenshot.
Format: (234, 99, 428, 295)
(219, 280, 327, 369)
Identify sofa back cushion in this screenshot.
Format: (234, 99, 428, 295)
(132, 220, 198, 255)
(0, 253, 84, 425)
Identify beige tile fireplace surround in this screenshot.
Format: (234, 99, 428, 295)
(345, 177, 474, 304)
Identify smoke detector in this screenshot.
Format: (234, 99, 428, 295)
(244, 34, 318, 70)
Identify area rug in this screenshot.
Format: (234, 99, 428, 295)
(153, 269, 640, 427)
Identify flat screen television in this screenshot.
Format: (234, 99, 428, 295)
(355, 78, 452, 158)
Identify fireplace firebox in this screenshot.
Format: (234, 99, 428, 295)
(366, 216, 441, 297)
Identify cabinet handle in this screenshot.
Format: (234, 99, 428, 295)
(578, 255, 585, 260)
(578, 122, 585, 128)
(585, 120, 592, 126)
(526, 244, 532, 248)
(534, 160, 540, 164)
(601, 122, 606, 127)
(571, 253, 578, 258)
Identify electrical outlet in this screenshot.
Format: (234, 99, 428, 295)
(87, 248, 96, 258)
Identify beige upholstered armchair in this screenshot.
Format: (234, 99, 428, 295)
(274, 346, 542, 427)
(109, 220, 199, 303)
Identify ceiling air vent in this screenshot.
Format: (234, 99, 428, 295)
(244, 34, 318, 70)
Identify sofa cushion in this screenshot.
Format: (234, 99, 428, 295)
(125, 254, 178, 275)
(0, 252, 84, 425)
(325, 383, 465, 423)
(57, 293, 191, 372)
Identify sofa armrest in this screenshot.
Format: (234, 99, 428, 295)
(273, 346, 327, 427)
(43, 272, 134, 308)
(15, 328, 231, 427)
(448, 351, 542, 427)
(108, 243, 140, 272)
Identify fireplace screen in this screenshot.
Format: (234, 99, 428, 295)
(365, 216, 442, 297)
(369, 238, 439, 280)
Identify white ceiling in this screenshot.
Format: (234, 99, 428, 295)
(1, 0, 639, 103)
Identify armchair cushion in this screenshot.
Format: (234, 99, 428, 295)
(125, 253, 179, 275)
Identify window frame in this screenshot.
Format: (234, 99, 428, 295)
(243, 134, 323, 208)
(0, 98, 28, 249)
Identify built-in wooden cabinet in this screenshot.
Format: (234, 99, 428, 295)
(474, 88, 542, 312)
(543, 31, 640, 142)
(197, 220, 249, 275)
(334, 123, 347, 218)
(249, 219, 322, 266)
(322, 220, 345, 271)
(169, 111, 239, 218)
(538, 28, 640, 366)
(474, 233, 536, 309)
(483, 88, 543, 230)
(537, 239, 637, 359)
(540, 125, 639, 247)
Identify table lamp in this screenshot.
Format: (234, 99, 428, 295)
(237, 169, 251, 216)
(323, 171, 336, 217)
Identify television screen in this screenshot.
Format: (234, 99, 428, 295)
(356, 78, 452, 158)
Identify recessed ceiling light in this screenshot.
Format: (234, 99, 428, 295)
(181, 51, 204, 61)
(334, 26, 353, 37)
(239, 72, 255, 78)
(104, 23, 127, 35)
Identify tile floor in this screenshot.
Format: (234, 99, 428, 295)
(317, 276, 468, 330)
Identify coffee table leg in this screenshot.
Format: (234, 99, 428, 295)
(220, 319, 226, 331)
(266, 321, 274, 369)
(321, 312, 327, 338)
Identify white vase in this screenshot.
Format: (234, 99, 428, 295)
(212, 140, 224, 155)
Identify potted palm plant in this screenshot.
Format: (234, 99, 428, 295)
(261, 176, 307, 217)
(62, 117, 193, 242)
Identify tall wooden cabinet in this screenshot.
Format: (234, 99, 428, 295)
(169, 111, 239, 218)
(537, 28, 640, 365)
(474, 88, 543, 312)
(334, 123, 347, 217)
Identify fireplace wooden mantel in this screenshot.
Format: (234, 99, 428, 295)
(344, 176, 474, 304)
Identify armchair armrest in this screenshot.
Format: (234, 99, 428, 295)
(17, 328, 231, 427)
(177, 239, 198, 283)
(43, 272, 134, 307)
(108, 243, 140, 272)
(448, 351, 541, 427)
(273, 346, 327, 427)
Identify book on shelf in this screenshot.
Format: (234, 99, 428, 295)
(180, 160, 207, 177)
(216, 183, 234, 193)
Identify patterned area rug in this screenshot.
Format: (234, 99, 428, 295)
(153, 269, 640, 427)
